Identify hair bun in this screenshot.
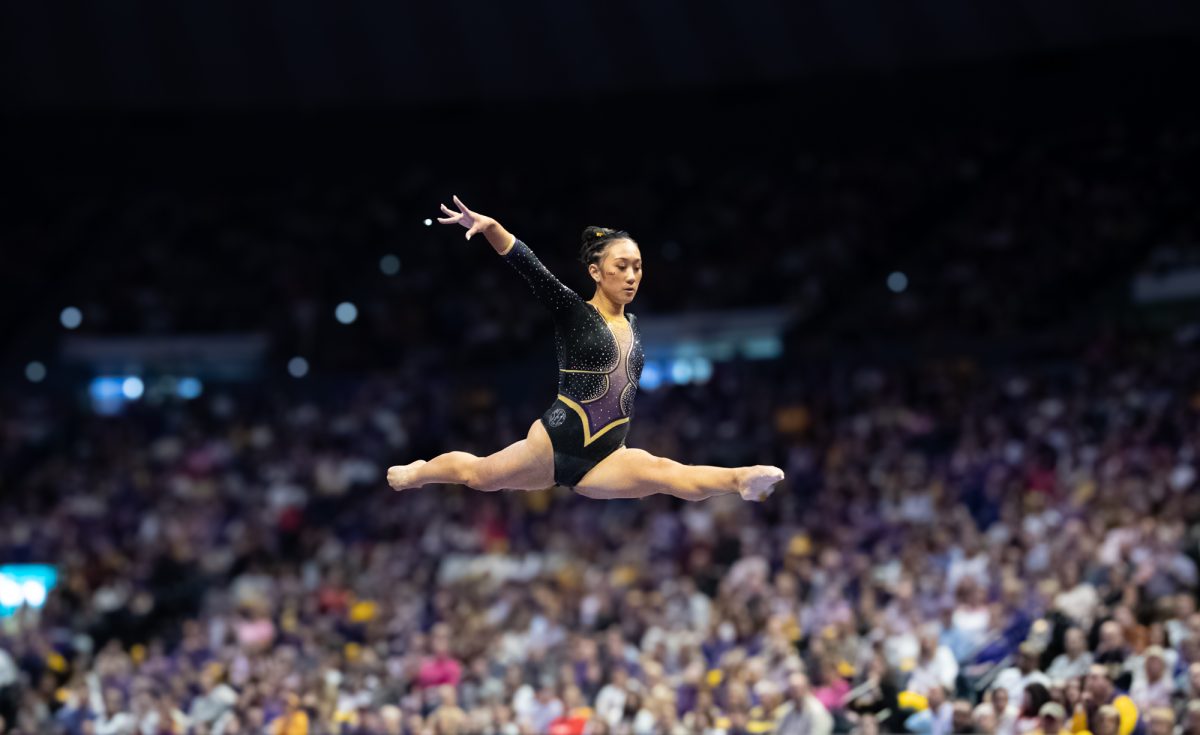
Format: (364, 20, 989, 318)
(580, 226, 612, 246)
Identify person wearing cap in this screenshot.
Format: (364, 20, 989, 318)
(1091, 705, 1122, 735)
(1130, 647, 1175, 713)
(1145, 707, 1175, 735)
(1181, 700, 1200, 735)
(1035, 701, 1080, 735)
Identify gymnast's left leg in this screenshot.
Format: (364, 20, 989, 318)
(386, 420, 556, 493)
(571, 447, 783, 502)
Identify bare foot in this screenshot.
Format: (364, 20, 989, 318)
(387, 460, 427, 491)
(736, 465, 784, 502)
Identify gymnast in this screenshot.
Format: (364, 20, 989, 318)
(386, 196, 784, 502)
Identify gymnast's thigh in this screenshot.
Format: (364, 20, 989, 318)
(473, 420, 556, 491)
(571, 446, 667, 500)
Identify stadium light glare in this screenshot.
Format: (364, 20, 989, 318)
(25, 361, 46, 383)
(335, 302, 359, 325)
(121, 377, 145, 400)
(288, 356, 310, 378)
(60, 306, 83, 329)
(380, 254, 401, 276)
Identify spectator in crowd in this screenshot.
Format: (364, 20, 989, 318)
(909, 627, 960, 698)
(1048, 629, 1094, 683)
(1033, 702, 1071, 735)
(1131, 647, 1175, 713)
(1181, 700, 1200, 735)
(775, 673, 832, 735)
(994, 644, 1052, 709)
(1073, 666, 1142, 735)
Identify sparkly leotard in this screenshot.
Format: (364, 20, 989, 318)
(501, 237, 644, 486)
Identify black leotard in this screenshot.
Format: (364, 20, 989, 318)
(501, 237, 644, 486)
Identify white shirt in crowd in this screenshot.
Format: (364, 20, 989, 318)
(908, 645, 960, 695)
(991, 668, 1050, 710)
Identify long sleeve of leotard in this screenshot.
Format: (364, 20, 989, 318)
(501, 238, 581, 313)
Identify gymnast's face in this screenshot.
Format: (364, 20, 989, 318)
(589, 238, 642, 305)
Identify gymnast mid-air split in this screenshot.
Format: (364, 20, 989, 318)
(386, 196, 785, 502)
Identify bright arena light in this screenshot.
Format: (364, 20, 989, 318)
(640, 361, 663, 391)
(0, 565, 58, 616)
(25, 361, 46, 383)
(21, 580, 47, 607)
(288, 356, 309, 378)
(423, 218, 433, 226)
(121, 377, 145, 400)
(670, 359, 694, 384)
(0, 578, 20, 608)
(60, 306, 83, 330)
(335, 302, 359, 325)
(380, 254, 401, 276)
(887, 271, 909, 293)
(177, 377, 203, 400)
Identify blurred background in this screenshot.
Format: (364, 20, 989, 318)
(2, 2, 1200, 734)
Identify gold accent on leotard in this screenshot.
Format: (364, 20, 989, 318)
(498, 234, 517, 256)
(556, 394, 629, 446)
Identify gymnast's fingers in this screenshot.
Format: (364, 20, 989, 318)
(452, 194, 471, 213)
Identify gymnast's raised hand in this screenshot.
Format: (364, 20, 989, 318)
(386, 195, 784, 502)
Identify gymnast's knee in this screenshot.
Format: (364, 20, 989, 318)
(462, 461, 504, 492)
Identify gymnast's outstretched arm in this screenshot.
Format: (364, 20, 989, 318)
(438, 195, 579, 313)
(437, 194, 515, 253)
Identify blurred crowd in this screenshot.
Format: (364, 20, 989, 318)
(2, 329, 1199, 734)
(3, 103, 1200, 735)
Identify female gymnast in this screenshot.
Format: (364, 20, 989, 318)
(386, 195, 784, 502)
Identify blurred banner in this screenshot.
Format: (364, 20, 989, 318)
(636, 308, 787, 389)
(1133, 248, 1200, 304)
(61, 334, 269, 379)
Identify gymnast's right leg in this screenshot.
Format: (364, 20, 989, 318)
(571, 447, 784, 502)
(387, 420, 556, 493)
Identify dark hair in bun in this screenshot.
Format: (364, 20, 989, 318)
(579, 226, 633, 267)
